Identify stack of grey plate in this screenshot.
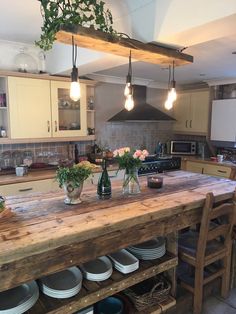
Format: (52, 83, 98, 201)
(39, 267, 83, 298)
(127, 237, 166, 260)
(108, 249, 139, 274)
(80, 256, 113, 281)
(0, 281, 39, 314)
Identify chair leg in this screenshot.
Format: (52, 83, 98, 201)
(193, 266, 204, 314)
(221, 253, 232, 298)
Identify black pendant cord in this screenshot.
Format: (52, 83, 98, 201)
(172, 60, 175, 82)
(72, 35, 78, 67)
(71, 35, 78, 82)
(128, 50, 132, 78)
(168, 64, 171, 90)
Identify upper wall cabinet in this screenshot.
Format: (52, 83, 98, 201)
(211, 99, 236, 142)
(8, 77, 52, 139)
(0, 73, 96, 142)
(51, 81, 87, 137)
(173, 89, 210, 135)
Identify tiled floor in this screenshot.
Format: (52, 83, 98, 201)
(187, 289, 236, 314)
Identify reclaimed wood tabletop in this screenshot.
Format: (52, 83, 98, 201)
(0, 170, 236, 292)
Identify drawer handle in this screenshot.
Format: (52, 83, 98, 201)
(217, 170, 227, 174)
(55, 120, 58, 132)
(185, 120, 188, 128)
(47, 120, 50, 132)
(18, 188, 33, 192)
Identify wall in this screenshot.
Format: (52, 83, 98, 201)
(95, 82, 174, 153)
(0, 40, 44, 73)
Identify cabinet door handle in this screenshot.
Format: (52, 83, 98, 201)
(217, 170, 227, 174)
(55, 120, 58, 132)
(185, 120, 188, 128)
(19, 188, 33, 192)
(47, 120, 50, 132)
(190, 120, 192, 128)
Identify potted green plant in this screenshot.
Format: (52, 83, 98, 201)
(56, 161, 96, 204)
(36, 0, 116, 51)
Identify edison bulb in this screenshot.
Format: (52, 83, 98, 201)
(70, 81, 81, 101)
(168, 88, 177, 102)
(164, 98, 173, 110)
(124, 94, 134, 111)
(124, 82, 132, 96)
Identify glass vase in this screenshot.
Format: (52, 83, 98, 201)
(123, 167, 140, 195)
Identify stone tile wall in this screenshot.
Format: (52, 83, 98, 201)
(97, 121, 174, 153)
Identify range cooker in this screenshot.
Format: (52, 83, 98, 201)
(138, 155, 181, 176)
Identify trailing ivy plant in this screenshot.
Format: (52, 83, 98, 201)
(36, 0, 116, 51)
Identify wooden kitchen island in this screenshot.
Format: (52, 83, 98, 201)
(1, 171, 236, 314)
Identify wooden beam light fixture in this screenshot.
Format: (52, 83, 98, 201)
(56, 26, 194, 66)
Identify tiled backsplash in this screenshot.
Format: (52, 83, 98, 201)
(0, 141, 94, 168)
(96, 121, 174, 153)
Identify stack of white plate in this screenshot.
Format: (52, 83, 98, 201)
(76, 306, 94, 314)
(127, 237, 166, 260)
(39, 267, 82, 298)
(0, 281, 39, 314)
(108, 249, 139, 274)
(81, 256, 112, 281)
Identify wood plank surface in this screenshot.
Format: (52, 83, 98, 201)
(0, 171, 236, 292)
(56, 26, 193, 66)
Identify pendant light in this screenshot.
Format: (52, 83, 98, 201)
(168, 60, 177, 102)
(164, 61, 177, 110)
(70, 36, 81, 102)
(124, 50, 134, 111)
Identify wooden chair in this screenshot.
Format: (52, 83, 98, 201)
(178, 190, 236, 314)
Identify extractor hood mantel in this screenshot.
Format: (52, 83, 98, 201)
(108, 85, 175, 122)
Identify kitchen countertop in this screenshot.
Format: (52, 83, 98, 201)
(1, 170, 236, 293)
(0, 164, 119, 186)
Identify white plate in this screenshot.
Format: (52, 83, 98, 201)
(39, 267, 82, 291)
(130, 237, 165, 250)
(0, 281, 39, 314)
(108, 249, 139, 267)
(41, 284, 81, 296)
(81, 257, 112, 276)
(84, 272, 112, 282)
(114, 264, 139, 274)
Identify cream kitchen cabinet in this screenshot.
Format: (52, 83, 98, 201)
(0, 178, 60, 197)
(184, 160, 204, 174)
(173, 89, 210, 134)
(8, 77, 52, 139)
(211, 99, 236, 142)
(7, 76, 88, 140)
(184, 160, 234, 179)
(51, 81, 87, 137)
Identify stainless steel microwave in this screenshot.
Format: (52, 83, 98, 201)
(170, 141, 197, 155)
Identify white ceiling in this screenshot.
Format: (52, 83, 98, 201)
(0, 0, 236, 85)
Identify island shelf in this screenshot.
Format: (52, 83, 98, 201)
(27, 253, 177, 314)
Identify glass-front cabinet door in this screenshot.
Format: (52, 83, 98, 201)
(51, 81, 87, 137)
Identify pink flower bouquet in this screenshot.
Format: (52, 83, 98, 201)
(113, 147, 149, 170)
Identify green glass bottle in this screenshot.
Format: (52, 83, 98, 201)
(97, 159, 112, 199)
